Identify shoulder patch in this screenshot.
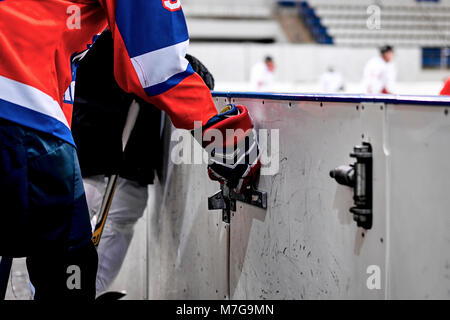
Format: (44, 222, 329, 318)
(162, 0, 181, 12)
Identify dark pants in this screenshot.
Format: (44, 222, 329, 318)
(0, 119, 97, 300)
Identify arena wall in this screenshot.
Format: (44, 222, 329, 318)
(111, 92, 450, 300)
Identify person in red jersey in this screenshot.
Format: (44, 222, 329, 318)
(0, 0, 259, 300)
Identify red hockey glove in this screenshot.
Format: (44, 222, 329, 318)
(201, 104, 261, 193)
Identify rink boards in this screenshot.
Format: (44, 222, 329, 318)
(114, 92, 450, 300)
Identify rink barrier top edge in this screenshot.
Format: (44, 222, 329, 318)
(212, 91, 450, 107)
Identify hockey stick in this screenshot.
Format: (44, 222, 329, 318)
(92, 99, 140, 248)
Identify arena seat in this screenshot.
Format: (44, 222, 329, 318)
(183, 0, 282, 42)
(279, 0, 450, 47)
(182, 0, 273, 19)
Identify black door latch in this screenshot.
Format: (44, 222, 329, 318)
(208, 185, 268, 223)
(330, 143, 373, 229)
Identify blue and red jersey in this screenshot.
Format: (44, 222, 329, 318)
(0, 0, 217, 146)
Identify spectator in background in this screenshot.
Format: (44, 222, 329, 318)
(440, 77, 450, 95)
(363, 45, 396, 94)
(319, 66, 345, 93)
(250, 56, 275, 92)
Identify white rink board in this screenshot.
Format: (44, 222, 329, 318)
(385, 104, 450, 299)
(223, 97, 387, 299)
(115, 93, 450, 300)
(145, 110, 230, 300)
(217, 93, 450, 300)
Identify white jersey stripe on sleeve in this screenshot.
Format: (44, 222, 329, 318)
(0, 75, 69, 128)
(130, 39, 189, 89)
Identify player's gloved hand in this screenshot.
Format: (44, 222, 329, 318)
(201, 104, 261, 193)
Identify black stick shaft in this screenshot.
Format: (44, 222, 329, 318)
(0, 257, 13, 300)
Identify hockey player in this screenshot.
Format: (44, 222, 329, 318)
(319, 66, 345, 93)
(71, 30, 215, 295)
(250, 56, 276, 92)
(0, 1, 259, 300)
(362, 45, 397, 94)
